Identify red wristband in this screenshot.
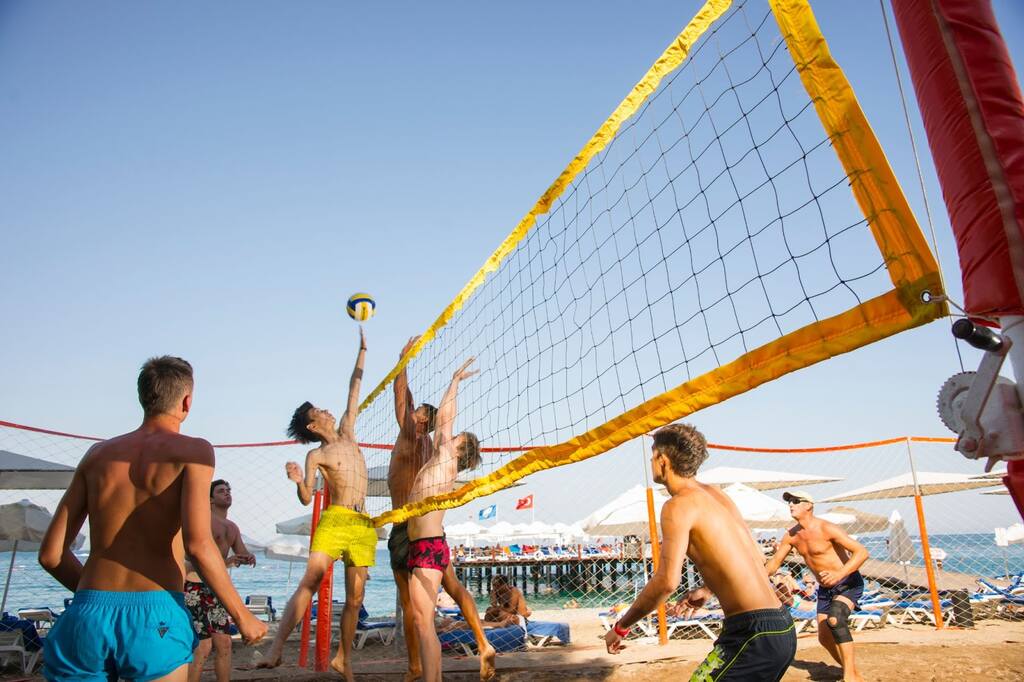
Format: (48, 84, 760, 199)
(613, 621, 630, 637)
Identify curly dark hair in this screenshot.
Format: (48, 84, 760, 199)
(457, 432, 481, 472)
(420, 403, 437, 433)
(286, 401, 317, 444)
(652, 423, 708, 477)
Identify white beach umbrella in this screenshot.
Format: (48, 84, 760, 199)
(994, 523, 1024, 579)
(263, 535, 309, 586)
(580, 485, 668, 538)
(823, 471, 1000, 502)
(0, 450, 76, 490)
(697, 466, 841, 491)
(263, 535, 309, 563)
(722, 483, 794, 529)
(888, 510, 916, 584)
(0, 499, 84, 613)
(276, 512, 386, 540)
(995, 523, 1024, 547)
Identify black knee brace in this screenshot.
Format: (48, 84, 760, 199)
(826, 601, 853, 644)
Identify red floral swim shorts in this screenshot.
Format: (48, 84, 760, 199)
(407, 536, 450, 572)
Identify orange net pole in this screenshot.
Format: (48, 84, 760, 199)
(298, 487, 324, 668)
(315, 489, 334, 672)
(645, 487, 668, 645)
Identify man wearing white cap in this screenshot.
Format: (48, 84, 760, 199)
(766, 490, 869, 682)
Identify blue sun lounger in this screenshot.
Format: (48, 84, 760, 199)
(439, 623, 526, 655)
(525, 619, 571, 646)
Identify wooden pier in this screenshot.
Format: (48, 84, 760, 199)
(453, 553, 997, 601)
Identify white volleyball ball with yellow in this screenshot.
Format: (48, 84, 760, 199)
(346, 293, 376, 321)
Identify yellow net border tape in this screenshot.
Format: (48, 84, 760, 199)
(371, 0, 947, 526)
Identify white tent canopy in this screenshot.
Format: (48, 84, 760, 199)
(0, 450, 76, 490)
(551, 522, 589, 542)
(478, 521, 517, 542)
(823, 471, 1000, 502)
(697, 466, 841, 491)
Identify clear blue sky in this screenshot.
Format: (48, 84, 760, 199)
(1, 0, 1023, 536)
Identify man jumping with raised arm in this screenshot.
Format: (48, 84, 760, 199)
(257, 328, 375, 681)
(766, 491, 869, 682)
(186, 479, 257, 682)
(604, 424, 796, 681)
(38, 356, 267, 682)
(388, 339, 495, 681)
(405, 358, 483, 682)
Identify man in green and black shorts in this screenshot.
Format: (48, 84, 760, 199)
(604, 424, 795, 681)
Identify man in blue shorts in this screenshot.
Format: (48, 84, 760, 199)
(38, 356, 267, 681)
(766, 490, 869, 682)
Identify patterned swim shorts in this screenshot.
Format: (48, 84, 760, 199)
(407, 535, 450, 572)
(184, 581, 232, 640)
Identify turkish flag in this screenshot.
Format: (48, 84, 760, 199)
(515, 494, 534, 510)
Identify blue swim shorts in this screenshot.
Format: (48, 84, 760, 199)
(43, 589, 197, 682)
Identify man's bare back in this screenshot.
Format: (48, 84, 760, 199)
(78, 429, 213, 593)
(39, 356, 265, 682)
(668, 484, 780, 616)
(606, 424, 795, 681)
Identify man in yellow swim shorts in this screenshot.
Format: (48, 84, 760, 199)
(257, 328, 374, 682)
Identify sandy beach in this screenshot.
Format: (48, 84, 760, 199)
(211, 607, 1023, 681)
(2, 606, 1022, 680)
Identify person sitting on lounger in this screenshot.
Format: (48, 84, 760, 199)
(771, 572, 808, 610)
(484, 575, 530, 626)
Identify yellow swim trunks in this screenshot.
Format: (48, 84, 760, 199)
(309, 505, 377, 567)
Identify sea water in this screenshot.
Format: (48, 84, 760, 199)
(3, 535, 1023, 618)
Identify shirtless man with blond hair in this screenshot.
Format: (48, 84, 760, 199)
(185, 479, 257, 682)
(405, 358, 482, 682)
(388, 338, 495, 681)
(38, 356, 267, 682)
(766, 491, 869, 682)
(604, 423, 795, 681)
(258, 328, 375, 681)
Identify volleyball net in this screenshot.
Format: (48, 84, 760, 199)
(357, 0, 946, 527)
(2, 421, 1021, 631)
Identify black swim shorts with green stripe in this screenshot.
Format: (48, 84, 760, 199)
(690, 606, 796, 681)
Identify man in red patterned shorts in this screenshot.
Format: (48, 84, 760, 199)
(405, 358, 482, 682)
(185, 479, 256, 682)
